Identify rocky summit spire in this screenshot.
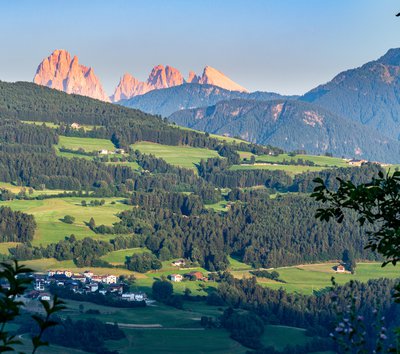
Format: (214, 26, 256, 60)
(33, 49, 110, 102)
(198, 66, 248, 92)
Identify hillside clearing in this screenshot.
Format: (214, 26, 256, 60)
(131, 141, 220, 170)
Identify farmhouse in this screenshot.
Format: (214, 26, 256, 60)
(98, 149, 109, 155)
(170, 274, 183, 282)
(336, 265, 346, 273)
(70, 122, 81, 129)
(39, 293, 51, 301)
(171, 259, 186, 267)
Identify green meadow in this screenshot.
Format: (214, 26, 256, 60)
(0, 197, 133, 246)
(100, 248, 150, 265)
(0, 182, 71, 197)
(230, 163, 328, 175)
(255, 153, 349, 167)
(131, 141, 220, 170)
(56, 136, 115, 152)
(232, 262, 400, 294)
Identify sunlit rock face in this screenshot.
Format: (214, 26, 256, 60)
(33, 49, 110, 102)
(112, 65, 247, 101)
(198, 66, 248, 93)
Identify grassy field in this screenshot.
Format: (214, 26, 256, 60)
(0, 242, 21, 254)
(172, 124, 249, 145)
(100, 248, 150, 265)
(204, 200, 229, 212)
(59, 298, 312, 353)
(0, 197, 133, 246)
(255, 153, 349, 167)
(131, 141, 220, 170)
(232, 262, 400, 294)
(0, 182, 72, 197)
(56, 136, 115, 152)
(230, 163, 328, 175)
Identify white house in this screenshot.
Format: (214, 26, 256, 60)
(34, 279, 45, 291)
(171, 259, 186, 267)
(170, 274, 183, 282)
(39, 293, 51, 301)
(87, 283, 99, 292)
(71, 122, 81, 129)
(103, 275, 117, 284)
(336, 265, 346, 273)
(83, 271, 93, 278)
(98, 149, 109, 155)
(121, 292, 147, 302)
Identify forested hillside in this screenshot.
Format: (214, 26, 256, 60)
(170, 99, 400, 162)
(119, 83, 292, 117)
(301, 48, 400, 140)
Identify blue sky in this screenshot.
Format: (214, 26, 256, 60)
(0, 0, 399, 95)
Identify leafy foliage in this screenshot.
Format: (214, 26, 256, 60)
(0, 261, 65, 353)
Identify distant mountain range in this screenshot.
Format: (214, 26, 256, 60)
(301, 48, 400, 140)
(169, 99, 400, 163)
(33, 50, 248, 102)
(119, 83, 293, 117)
(31, 47, 400, 162)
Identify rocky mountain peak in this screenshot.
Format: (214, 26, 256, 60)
(33, 49, 110, 102)
(199, 66, 248, 92)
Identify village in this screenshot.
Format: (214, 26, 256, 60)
(25, 259, 208, 305)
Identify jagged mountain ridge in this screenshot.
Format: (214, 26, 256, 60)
(33, 49, 249, 102)
(33, 49, 110, 102)
(169, 99, 400, 163)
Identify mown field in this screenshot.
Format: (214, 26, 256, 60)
(0, 182, 71, 197)
(100, 248, 150, 265)
(0, 197, 133, 246)
(254, 153, 349, 167)
(56, 136, 115, 152)
(230, 163, 328, 175)
(232, 262, 400, 294)
(131, 141, 220, 170)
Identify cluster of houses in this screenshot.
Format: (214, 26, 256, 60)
(30, 270, 147, 303)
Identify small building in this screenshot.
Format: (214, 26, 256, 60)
(47, 270, 56, 277)
(39, 293, 51, 301)
(98, 149, 109, 155)
(170, 274, 183, 282)
(87, 283, 99, 292)
(70, 122, 81, 129)
(71, 274, 86, 283)
(336, 265, 346, 273)
(91, 275, 103, 283)
(171, 259, 186, 267)
(108, 284, 124, 294)
(34, 278, 45, 291)
(83, 270, 93, 278)
(103, 275, 117, 284)
(115, 148, 126, 154)
(121, 292, 147, 302)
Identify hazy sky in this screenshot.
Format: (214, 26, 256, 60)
(0, 0, 399, 95)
